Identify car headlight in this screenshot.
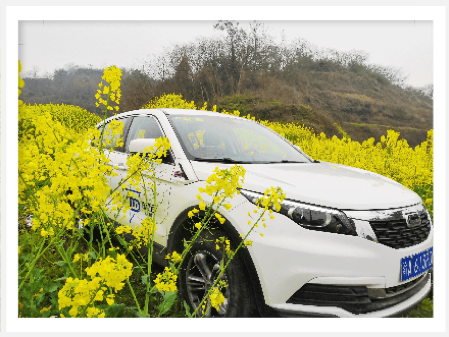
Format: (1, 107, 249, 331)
(240, 189, 357, 236)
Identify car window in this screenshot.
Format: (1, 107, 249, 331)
(232, 128, 286, 157)
(168, 115, 310, 163)
(125, 116, 164, 153)
(98, 117, 132, 152)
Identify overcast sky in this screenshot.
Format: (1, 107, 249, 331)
(18, 20, 433, 88)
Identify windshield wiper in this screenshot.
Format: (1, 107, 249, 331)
(262, 160, 308, 164)
(190, 157, 255, 164)
(278, 159, 320, 163)
(280, 160, 308, 163)
(191, 157, 318, 164)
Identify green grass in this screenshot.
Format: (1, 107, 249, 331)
(18, 222, 188, 318)
(401, 298, 433, 318)
(19, 218, 434, 318)
(82, 234, 189, 317)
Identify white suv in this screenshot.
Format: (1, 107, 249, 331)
(97, 108, 433, 318)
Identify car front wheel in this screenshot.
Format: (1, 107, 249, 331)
(178, 229, 256, 317)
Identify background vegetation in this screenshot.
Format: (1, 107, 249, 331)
(21, 21, 432, 148)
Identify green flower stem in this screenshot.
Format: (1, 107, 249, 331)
(98, 208, 115, 249)
(192, 209, 266, 317)
(18, 239, 46, 292)
(99, 90, 112, 152)
(55, 244, 78, 279)
(177, 193, 223, 269)
(19, 200, 87, 291)
(113, 232, 147, 276)
(126, 278, 142, 316)
(104, 166, 142, 202)
(18, 172, 40, 209)
(143, 162, 158, 314)
(19, 227, 65, 292)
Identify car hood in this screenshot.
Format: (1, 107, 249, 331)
(190, 161, 422, 210)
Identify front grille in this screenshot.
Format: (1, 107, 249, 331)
(369, 213, 431, 249)
(287, 273, 430, 315)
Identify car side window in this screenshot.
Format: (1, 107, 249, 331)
(124, 116, 164, 153)
(97, 117, 133, 153)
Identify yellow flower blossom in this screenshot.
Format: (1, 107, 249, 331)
(39, 305, 52, 314)
(73, 254, 81, 263)
(209, 287, 225, 311)
(154, 267, 177, 292)
(165, 251, 182, 263)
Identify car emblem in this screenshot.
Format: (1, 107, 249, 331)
(173, 171, 184, 178)
(403, 212, 421, 228)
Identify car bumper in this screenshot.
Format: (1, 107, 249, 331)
(226, 200, 434, 317)
(268, 272, 431, 317)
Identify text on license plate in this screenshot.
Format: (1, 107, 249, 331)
(401, 247, 433, 282)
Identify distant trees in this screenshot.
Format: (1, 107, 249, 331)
(21, 20, 432, 116)
(419, 84, 433, 99)
(21, 66, 104, 114)
(21, 66, 155, 116)
(120, 68, 156, 112)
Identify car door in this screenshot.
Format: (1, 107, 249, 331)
(117, 114, 176, 246)
(98, 116, 133, 216)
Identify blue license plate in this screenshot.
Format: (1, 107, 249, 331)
(401, 247, 433, 281)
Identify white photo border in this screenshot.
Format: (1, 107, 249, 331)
(3, 5, 446, 333)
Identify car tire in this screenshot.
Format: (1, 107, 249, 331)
(178, 229, 256, 317)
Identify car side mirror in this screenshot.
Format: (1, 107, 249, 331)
(129, 138, 157, 154)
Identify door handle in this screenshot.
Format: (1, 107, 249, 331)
(117, 163, 127, 170)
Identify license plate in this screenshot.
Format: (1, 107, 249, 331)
(401, 247, 433, 281)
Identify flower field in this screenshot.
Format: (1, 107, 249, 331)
(18, 63, 433, 318)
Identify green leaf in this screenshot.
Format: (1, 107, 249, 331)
(183, 300, 192, 317)
(56, 240, 66, 248)
(169, 262, 177, 274)
(141, 275, 150, 285)
(88, 251, 96, 260)
(108, 249, 118, 259)
(46, 283, 60, 293)
(163, 290, 177, 301)
(157, 291, 177, 316)
(40, 309, 53, 318)
(105, 304, 126, 318)
(54, 261, 65, 266)
(30, 267, 45, 280)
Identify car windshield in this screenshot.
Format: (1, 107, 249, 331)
(167, 114, 311, 163)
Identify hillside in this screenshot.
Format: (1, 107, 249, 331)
(211, 71, 433, 147)
(21, 21, 433, 147)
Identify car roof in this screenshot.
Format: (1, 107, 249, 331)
(97, 108, 242, 126)
(158, 108, 222, 116)
(117, 108, 240, 118)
